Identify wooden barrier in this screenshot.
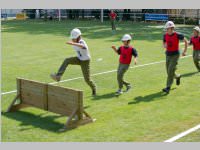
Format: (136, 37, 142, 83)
(7, 78, 95, 131)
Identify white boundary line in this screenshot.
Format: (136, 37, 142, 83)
(1, 54, 192, 96)
(164, 124, 200, 142)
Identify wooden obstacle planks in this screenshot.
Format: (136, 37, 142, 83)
(48, 84, 82, 116)
(20, 78, 48, 110)
(7, 78, 95, 130)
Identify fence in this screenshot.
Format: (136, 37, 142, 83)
(1, 10, 200, 25)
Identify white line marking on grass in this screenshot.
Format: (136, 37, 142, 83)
(1, 55, 192, 96)
(164, 124, 200, 142)
(1, 90, 17, 95)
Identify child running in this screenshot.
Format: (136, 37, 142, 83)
(189, 26, 200, 72)
(50, 28, 97, 96)
(162, 21, 188, 94)
(111, 34, 138, 95)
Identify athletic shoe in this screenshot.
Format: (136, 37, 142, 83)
(162, 87, 171, 94)
(176, 75, 181, 86)
(50, 73, 61, 82)
(126, 84, 132, 92)
(115, 89, 123, 95)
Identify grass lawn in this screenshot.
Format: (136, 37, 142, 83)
(177, 129, 200, 142)
(1, 20, 200, 142)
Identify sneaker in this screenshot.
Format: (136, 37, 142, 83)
(176, 75, 181, 86)
(125, 84, 132, 92)
(115, 89, 123, 95)
(162, 87, 171, 94)
(50, 73, 61, 82)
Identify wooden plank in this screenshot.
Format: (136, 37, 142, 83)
(48, 84, 82, 96)
(19, 78, 48, 110)
(77, 91, 83, 120)
(16, 78, 21, 100)
(21, 89, 44, 97)
(19, 78, 45, 85)
(48, 96, 77, 116)
(59, 107, 78, 132)
(48, 88, 78, 96)
(6, 95, 20, 112)
(7, 78, 94, 129)
(21, 81, 45, 90)
(8, 103, 31, 112)
(21, 93, 45, 109)
(48, 84, 82, 92)
(21, 86, 45, 93)
(48, 92, 79, 104)
(43, 84, 48, 110)
(47, 84, 82, 116)
(48, 95, 78, 108)
(62, 117, 95, 130)
(83, 110, 91, 118)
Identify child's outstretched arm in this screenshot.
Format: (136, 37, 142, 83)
(111, 46, 119, 54)
(134, 57, 137, 65)
(163, 42, 167, 49)
(132, 48, 138, 65)
(66, 41, 86, 49)
(182, 37, 188, 56)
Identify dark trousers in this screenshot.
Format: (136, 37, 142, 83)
(111, 20, 116, 30)
(166, 54, 180, 87)
(117, 63, 130, 89)
(193, 50, 200, 71)
(57, 57, 96, 91)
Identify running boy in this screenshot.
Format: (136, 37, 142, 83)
(50, 28, 97, 96)
(162, 21, 188, 94)
(111, 34, 138, 95)
(189, 26, 200, 72)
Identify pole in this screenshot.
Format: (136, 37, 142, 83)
(197, 9, 200, 26)
(101, 9, 104, 23)
(183, 9, 186, 25)
(58, 9, 61, 21)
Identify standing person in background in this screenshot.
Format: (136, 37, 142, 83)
(162, 21, 188, 94)
(189, 26, 200, 72)
(109, 10, 117, 34)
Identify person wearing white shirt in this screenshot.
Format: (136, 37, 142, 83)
(50, 28, 96, 96)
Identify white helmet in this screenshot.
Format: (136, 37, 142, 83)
(121, 34, 132, 41)
(193, 26, 200, 32)
(165, 21, 175, 29)
(70, 28, 81, 39)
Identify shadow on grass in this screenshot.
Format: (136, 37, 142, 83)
(128, 89, 175, 105)
(2, 111, 68, 133)
(181, 72, 199, 78)
(92, 92, 119, 100)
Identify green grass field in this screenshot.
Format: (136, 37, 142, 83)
(1, 20, 200, 142)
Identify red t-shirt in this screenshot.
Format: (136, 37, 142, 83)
(109, 12, 117, 20)
(190, 36, 200, 51)
(117, 46, 138, 64)
(163, 32, 184, 55)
